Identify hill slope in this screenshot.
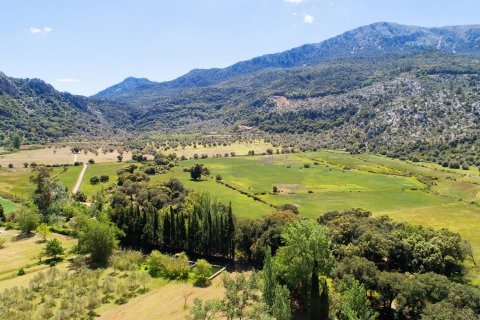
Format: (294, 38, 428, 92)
(0, 72, 131, 143)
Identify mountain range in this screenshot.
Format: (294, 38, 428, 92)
(1, 22, 480, 152)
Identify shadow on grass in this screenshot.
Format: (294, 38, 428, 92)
(13, 232, 35, 241)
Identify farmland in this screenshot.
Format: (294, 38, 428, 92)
(1, 147, 480, 284)
(164, 150, 480, 280)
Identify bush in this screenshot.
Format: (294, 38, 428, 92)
(215, 174, 222, 181)
(146, 250, 189, 279)
(90, 176, 100, 185)
(73, 191, 87, 202)
(144, 167, 156, 175)
(193, 259, 213, 287)
(100, 174, 110, 182)
(88, 159, 95, 164)
(18, 268, 25, 276)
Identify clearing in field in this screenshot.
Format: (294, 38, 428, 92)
(0, 146, 132, 167)
(159, 140, 274, 159)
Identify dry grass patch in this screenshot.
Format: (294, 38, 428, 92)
(0, 229, 76, 278)
(99, 276, 225, 320)
(0, 147, 132, 166)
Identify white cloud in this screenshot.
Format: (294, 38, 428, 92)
(29, 27, 42, 34)
(284, 0, 306, 3)
(303, 13, 314, 24)
(29, 26, 53, 34)
(57, 78, 80, 83)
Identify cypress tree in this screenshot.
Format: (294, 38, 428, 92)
(271, 285, 291, 320)
(226, 202, 235, 260)
(310, 261, 322, 320)
(263, 247, 276, 308)
(163, 212, 171, 250)
(318, 278, 329, 320)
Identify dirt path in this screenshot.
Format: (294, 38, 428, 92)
(73, 163, 87, 194)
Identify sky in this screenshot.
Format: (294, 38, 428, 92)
(1, 0, 479, 96)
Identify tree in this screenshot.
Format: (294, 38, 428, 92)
(0, 203, 4, 222)
(275, 220, 332, 311)
(271, 285, 291, 320)
(189, 298, 220, 320)
(338, 280, 378, 320)
(78, 219, 119, 266)
(263, 247, 276, 308)
(422, 301, 478, 320)
(15, 208, 40, 234)
(36, 223, 51, 241)
(44, 238, 65, 260)
(193, 259, 213, 287)
(30, 167, 67, 218)
(190, 164, 204, 180)
(222, 273, 260, 320)
(90, 176, 100, 185)
(12, 134, 21, 149)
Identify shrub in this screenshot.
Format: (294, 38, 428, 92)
(146, 250, 189, 279)
(18, 268, 25, 276)
(88, 159, 95, 164)
(193, 259, 213, 287)
(73, 191, 87, 202)
(272, 185, 278, 193)
(144, 167, 156, 175)
(215, 174, 222, 181)
(100, 174, 110, 182)
(304, 163, 311, 168)
(90, 176, 100, 185)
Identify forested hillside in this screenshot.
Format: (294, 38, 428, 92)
(0, 72, 131, 144)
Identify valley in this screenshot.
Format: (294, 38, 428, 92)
(1, 14, 480, 319)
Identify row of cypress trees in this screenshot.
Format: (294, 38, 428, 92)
(112, 193, 235, 260)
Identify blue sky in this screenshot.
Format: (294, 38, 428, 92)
(1, 0, 479, 96)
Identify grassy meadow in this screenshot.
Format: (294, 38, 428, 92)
(170, 151, 480, 280)
(0, 196, 19, 214)
(1, 146, 480, 281)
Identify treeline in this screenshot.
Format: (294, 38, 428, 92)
(110, 181, 235, 260)
(228, 208, 478, 319)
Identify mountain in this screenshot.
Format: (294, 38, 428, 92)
(95, 22, 480, 101)
(0, 72, 131, 143)
(95, 77, 157, 99)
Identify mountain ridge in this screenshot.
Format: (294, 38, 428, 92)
(94, 22, 480, 100)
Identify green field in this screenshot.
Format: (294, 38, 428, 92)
(1, 150, 480, 281)
(78, 162, 127, 195)
(165, 151, 480, 280)
(0, 196, 19, 213)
